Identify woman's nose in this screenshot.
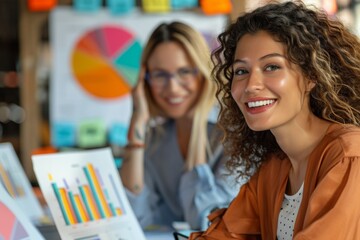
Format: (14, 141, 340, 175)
(244, 70, 264, 93)
(166, 75, 183, 90)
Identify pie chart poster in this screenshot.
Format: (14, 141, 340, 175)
(50, 7, 227, 148)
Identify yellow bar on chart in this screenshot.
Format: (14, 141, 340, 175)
(87, 163, 112, 218)
(83, 185, 101, 220)
(59, 188, 77, 224)
(0, 164, 16, 197)
(74, 194, 89, 222)
(115, 208, 123, 216)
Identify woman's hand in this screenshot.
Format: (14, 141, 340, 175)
(132, 65, 150, 123)
(121, 65, 149, 194)
(128, 65, 149, 144)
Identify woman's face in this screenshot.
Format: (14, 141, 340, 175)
(147, 41, 203, 119)
(231, 31, 314, 131)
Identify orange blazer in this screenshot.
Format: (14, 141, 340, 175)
(190, 124, 360, 240)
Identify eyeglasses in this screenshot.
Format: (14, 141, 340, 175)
(145, 67, 198, 88)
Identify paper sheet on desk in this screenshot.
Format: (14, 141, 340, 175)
(32, 147, 146, 240)
(0, 142, 45, 222)
(0, 183, 45, 239)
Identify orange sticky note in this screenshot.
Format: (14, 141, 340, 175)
(32, 146, 58, 155)
(200, 0, 232, 15)
(322, 0, 337, 15)
(28, 0, 57, 11)
(142, 0, 170, 13)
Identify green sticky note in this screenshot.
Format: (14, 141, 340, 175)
(78, 120, 107, 148)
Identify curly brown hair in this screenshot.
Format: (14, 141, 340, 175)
(212, 1, 360, 179)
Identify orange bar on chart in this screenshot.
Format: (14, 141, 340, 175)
(59, 188, 77, 224)
(87, 164, 112, 218)
(115, 208, 123, 216)
(200, 0, 232, 15)
(0, 164, 16, 197)
(74, 194, 90, 222)
(83, 185, 101, 220)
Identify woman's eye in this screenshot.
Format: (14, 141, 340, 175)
(152, 72, 167, 78)
(178, 68, 192, 75)
(264, 64, 280, 72)
(234, 68, 248, 76)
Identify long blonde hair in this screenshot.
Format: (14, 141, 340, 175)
(141, 22, 217, 170)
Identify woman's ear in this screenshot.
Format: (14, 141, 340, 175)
(306, 79, 316, 92)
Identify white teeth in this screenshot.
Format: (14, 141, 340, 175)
(247, 100, 275, 108)
(169, 97, 184, 104)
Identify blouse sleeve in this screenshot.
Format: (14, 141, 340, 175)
(294, 156, 360, 240)
(125, 168, 161, 228)
(189, 172, 261, 240)
(179, 152, 246, 230)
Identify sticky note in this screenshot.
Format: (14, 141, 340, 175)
(78, 120, 107, 148)
(114, 157, 123, 168)
(171, 0, 197, 10)
(200, 0, 232, 15)
(52, 122, 76, 147)
(323, 0, 337, 15)
(142, 0, 170, 13)
(27, 0, 57, 11)
(32, 146, 57, 155)
(108, 123, 128, 146)
(73, 0, 102, 12)
(106, 0, 135, 15)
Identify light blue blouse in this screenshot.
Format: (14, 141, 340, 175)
(125, 120, 242, 230)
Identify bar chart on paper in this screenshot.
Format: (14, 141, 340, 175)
(48, 162, 126, 225)
(0, 143, 45, 222)
(32, 148, 146, 240)
(0, 161, 25, 198)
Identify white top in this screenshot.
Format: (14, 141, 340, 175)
(277, 183, 304, 240)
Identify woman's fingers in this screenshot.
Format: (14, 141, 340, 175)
(131, 65, 150, 122)
(135, 65, 146, 89)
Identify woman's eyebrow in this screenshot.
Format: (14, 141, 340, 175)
(233, 52, 285, 65)
(259, 53, 285, 61)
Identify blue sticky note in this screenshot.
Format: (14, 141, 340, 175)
(106, 0, 134, 15)
(171, 0, 197, 9)
(114, 157, 123, 169)
(52, 122, 76, 147)
(108, 123, 128, 146)
(78, 120, 107, 148)
(74, 0, 101, 12)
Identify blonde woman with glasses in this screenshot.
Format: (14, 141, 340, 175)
(119, 22, 241, 230)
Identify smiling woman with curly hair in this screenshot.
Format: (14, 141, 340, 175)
(190, 1, 360, 239)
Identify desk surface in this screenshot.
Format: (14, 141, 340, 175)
(36, 224, 175, 240)
(145, 231, 175, 240)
